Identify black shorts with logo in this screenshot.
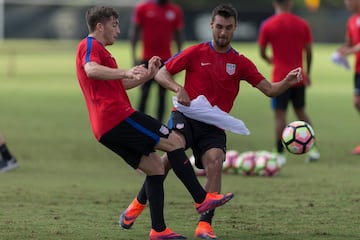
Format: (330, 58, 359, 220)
(99, 111, 170, 169)
(168, 111, 226, 169)
(272, 86, 305, 110)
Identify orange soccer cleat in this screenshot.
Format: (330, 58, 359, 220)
(195, 192, 234, 214)
(195, 221, 218, 239)
(119, 198, 146, 229)
(149, 227, 187, 240)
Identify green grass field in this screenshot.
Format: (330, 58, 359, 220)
(0, 40, 359, 240)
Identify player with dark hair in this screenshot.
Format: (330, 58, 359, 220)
(119, 3, 303, 239)
(76, 6, 233, 240)
(130, 0, 184, 122)
(258, 0, 320, 163)
(337, 0, 360, 154)
(0, 131, 18, 173)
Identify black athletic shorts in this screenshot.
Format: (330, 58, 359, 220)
(354, 73, 360, 96)
(168, 111, 226, 169)
(99, 111, 170, 169)
(272, 86, 305, 110)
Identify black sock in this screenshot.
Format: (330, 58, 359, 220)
(276, 139, 284, 153)
(0, 144, 13, 161)
(137, 183, 147, 205)
(199, 209, 215, 224)
(145, 175, 166, 232)
(167, 148, 206, 203)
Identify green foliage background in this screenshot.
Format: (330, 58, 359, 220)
(0, 40, 359, 240)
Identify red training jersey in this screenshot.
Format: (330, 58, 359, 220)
(76, 36, 135, 140)
(346, 13, 360, 73)
(165, 42, 265, 113)
(258, 12, 312, 86)
(132, 0, 184, 61)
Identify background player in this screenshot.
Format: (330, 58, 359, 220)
(337, 0, 360, 154)
(130, 0, 184, 122)
(258, 0, 320, 163)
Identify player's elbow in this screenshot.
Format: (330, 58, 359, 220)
(257, 79, 277, 97)
(84, 64, 99, 79)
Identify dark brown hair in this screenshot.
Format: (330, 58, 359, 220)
(85, 6, 119, 32)
(211, 4, 238, 23)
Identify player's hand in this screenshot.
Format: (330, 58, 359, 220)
(285, 67, 302, 85)
(176, 86, 191, 106)
(147, 56, 162, 77)
(125, 65, 148, 81)
(338, 46, 354, 56)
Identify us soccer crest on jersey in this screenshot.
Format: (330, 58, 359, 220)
(226, 63, 236, 75)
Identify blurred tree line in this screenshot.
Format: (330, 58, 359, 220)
(172, 0, 344, 11)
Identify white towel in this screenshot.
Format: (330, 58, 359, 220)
(173, 95, 250, 135)
(331, 52, 350, 70)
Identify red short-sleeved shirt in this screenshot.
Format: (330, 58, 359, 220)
(258, 12, 312, 86)
(165, 42, 265, 113)
(346, 14, 360, 73)
(76, 37, 135, 140)
(132, 0, 184, 61)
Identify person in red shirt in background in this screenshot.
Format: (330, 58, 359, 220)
(258, 0, 320, 163)
(120, 4, 303, 239)
(130, 0, 184, 122)
(76, 6, 233, 240)
(337, 0, 360, 154)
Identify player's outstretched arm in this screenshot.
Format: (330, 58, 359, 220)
(84, 61, 134, 81)
(256, 67, 302, 97)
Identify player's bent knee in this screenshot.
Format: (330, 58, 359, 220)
(166, 132, 185, 149)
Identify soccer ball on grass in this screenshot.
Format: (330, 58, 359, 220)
(223, 150, 239, 174)
(254, 151, 281, 177)
(234, 151, 256, 176)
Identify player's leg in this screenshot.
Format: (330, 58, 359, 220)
(119, 153, 172, 229)
(156, 133, 233, 213)
(99, 115, 186, 238)
(272, 90, 289, 166)
(191, 123, 226, 239)
(292, 86, 320, 162)
(138, 153, 187, 239)
(119, 112, 234, 230)
(157, 84, 166, 122)
(195, 148, 224, 240)
(352, 73, 360, 154)
(120, 112, 187, 229)
(138, 79, 153, 114)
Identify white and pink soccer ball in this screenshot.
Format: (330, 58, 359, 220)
(234, 151, 257, 176)
(222, 150, 239, 174)
(254, 151, 281, 177)
(282, 121, 315, 154)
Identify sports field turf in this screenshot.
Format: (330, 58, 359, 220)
(0, 40, 359, 240)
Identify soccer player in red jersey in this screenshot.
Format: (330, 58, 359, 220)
(258, 0, 320, 163)
(76, 6, 234, 239)
(119, 4, 302, 239)
(337, 0, 360, 154)
(130, 0, 184, 122)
